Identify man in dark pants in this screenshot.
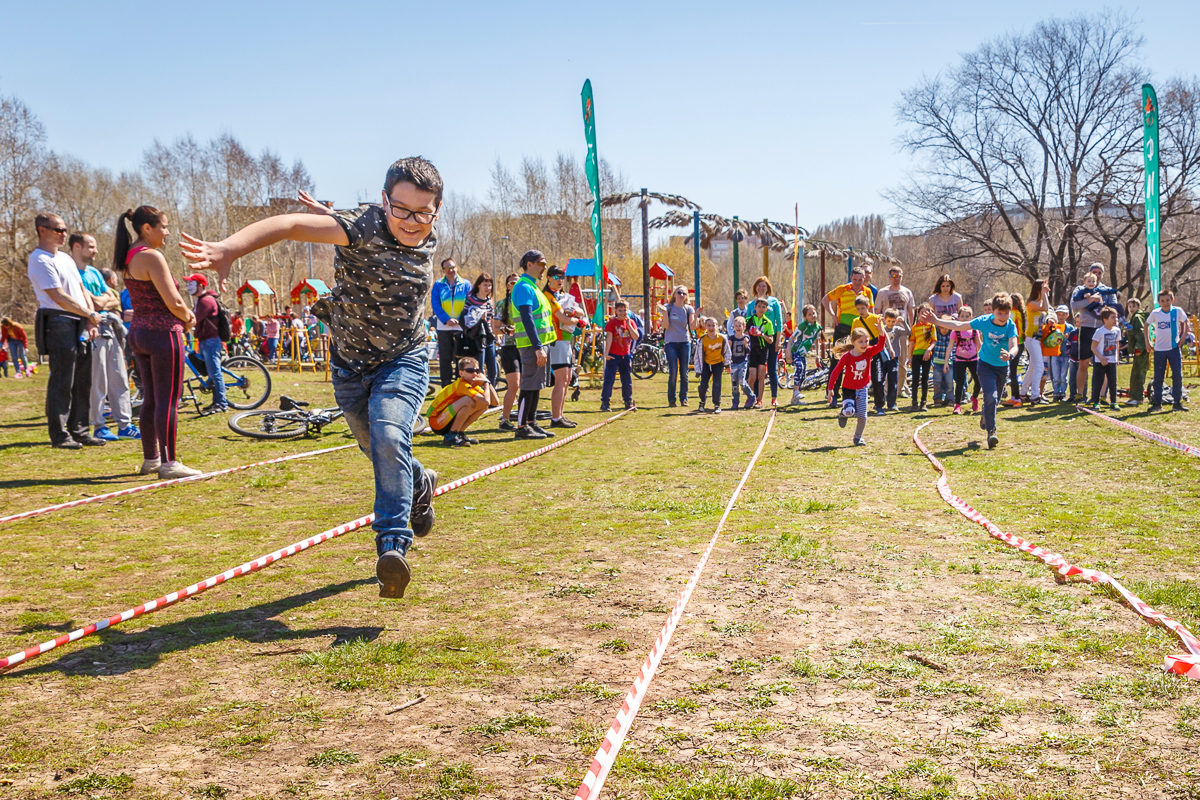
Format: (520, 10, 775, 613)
(26, 213, 106, 449)
(430, 258, 471, 386)
(509, 250, 555, 440)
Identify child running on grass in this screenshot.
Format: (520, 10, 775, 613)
(787, 304, 822, 404)
(826, 327, 887, 445)
(922, 293, 1018, 450)
(950, 305, 981, 414)
(882, 309, 909, 411)
(1089, 307, 1122, 410)
(728, 316, 755, 410)
(746, 298, 775, 408)
(694, 316, 731, 413)
(909, 304, 936, 410)
(427, 356, 499, 446)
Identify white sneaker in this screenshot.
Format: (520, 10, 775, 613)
(138, 458, 161, 475)
(158, 461, 202, 479)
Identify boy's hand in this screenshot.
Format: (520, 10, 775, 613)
(179, 233, 233, 292)
(999, 349, 1010, 361)
(923, 350, 932, 362)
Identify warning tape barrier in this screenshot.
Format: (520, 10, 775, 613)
(0, 443, 358, 527)
(573, 410, 778, 800)
(913, 419, 1200, 681)
(0, 409, 629, 673)
(1075, 404, 1200, 458)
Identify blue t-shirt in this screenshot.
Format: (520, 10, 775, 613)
(510, 276, 539, 311)
(969, 314, 1018, 367)
(79, 265, 107, 297)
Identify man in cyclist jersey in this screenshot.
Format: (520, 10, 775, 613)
(180, 157, 441, 601)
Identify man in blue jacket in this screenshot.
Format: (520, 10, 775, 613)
(431, 258, 472, 386)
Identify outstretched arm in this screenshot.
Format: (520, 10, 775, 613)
(180, 214, 349, 289)
(919, 307, 970, 332)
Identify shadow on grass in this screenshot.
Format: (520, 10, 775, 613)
(0, 470, 142, 490)
(8, 577, 378, 679)
(0, 441, 50, 453)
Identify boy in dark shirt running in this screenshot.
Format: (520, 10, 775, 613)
(180, 157, 442, 600)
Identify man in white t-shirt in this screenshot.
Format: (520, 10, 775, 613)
(876, 265, 915, 395)
(1146, 288, 1190, 412)
(26, 213, 106, 449)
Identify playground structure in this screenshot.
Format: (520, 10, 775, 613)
(648, 262, 675, 332)
(565, 258, 621, 321)
(290, 278, 331, 308)
(236, 280, 277, 316)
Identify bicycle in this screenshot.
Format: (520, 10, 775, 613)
(182, 348, 272, 414)
(632, 334, 664, 380)
(228, 395, 344, 439)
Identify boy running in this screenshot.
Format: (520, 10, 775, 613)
(181, 157, 441, 599)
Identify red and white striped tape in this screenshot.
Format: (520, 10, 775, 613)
(573, 410, 777, 800)
(0, 443, 358, 526)
(913, 419, 1200, 681)
(1075, 404, 1200, 458)
(0, 409, 629, 673)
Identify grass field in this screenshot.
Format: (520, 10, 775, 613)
(1, 361, 1199, 800)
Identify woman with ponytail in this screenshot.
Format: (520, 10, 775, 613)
(116, 206, 200, 479)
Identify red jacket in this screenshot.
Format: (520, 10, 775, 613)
(828, 337, 887, 392)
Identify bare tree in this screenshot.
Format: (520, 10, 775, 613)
(0, 94, 47, 311)
(890, 13, 1157, 300)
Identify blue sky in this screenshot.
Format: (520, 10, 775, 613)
(1, 1, 1193, 230)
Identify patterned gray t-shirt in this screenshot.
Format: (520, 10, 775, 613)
(328, 204, 437, 369)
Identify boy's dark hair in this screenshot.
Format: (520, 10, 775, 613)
(754, 297, 768, 307)
(68, 232, 89, 250)
(990, 292, 1012, 311)
(854, 296, 869, 306)
(850, 268, 865, 278)
(1100, 307, 1118, 320)
(615, 300, 628, 309)
(383, 157, 443, 206)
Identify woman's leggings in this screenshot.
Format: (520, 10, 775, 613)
(129, 327, 185, 463)
(1008, 341, 1025, 396)
(909, 353, 930, 406)
(953, 359, 980, 404)
(1021, 337, 1045, 399)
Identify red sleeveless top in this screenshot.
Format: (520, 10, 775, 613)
(125, 245, 184, 332)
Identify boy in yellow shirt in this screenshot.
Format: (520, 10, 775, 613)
(428, 356, 499, 447)
(693, 316, 731, 414)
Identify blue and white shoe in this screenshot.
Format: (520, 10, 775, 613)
(93, 426, 119, 442)
(117, 425, 141, 440)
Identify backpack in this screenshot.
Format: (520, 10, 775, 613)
(215, 299, 232, 342)
(1042, 326, 1064, 350)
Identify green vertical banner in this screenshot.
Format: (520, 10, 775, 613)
(581, 79, 606, 326)
(1142, 83, 1161, 299)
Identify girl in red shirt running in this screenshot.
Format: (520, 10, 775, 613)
(826, 328, 887, 445)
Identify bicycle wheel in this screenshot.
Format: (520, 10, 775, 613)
(632, 345, 658, 379)
(222, 356, 272, 409)
(228, 410, 308, 439)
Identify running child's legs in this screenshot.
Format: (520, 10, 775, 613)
(698, 362, 713, 404)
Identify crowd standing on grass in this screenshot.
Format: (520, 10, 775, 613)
(7, 147, 1200, 606)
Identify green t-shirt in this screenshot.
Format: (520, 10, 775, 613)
(746, 314, 775, 345)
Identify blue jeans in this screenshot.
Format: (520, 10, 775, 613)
(664, 340, 690, 404)
(198, 336, 227, 409)
(977, 361, 1008, 434)
(1152, 347, 1183, 406)
(731, 362, 754, 406)
(601, 353, 633, 408)
(1050, 354, 1071, 398)
(332, 347, 428, 557)
(931, 361, 954, 404)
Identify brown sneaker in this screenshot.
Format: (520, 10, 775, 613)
(376, 550, 411, 599)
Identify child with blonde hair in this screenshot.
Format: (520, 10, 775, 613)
(787, 304, 822, 404)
